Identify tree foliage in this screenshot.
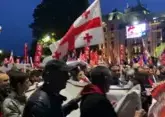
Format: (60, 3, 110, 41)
(30, 0, 89, 57)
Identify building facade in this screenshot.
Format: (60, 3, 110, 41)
(102, 0, 165, 64)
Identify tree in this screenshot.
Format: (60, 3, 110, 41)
(30, 0, 89, 57)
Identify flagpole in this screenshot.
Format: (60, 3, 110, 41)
(30, 57, 34, 68)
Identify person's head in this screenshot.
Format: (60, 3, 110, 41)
(42, 60, 73, 93)
(0, 72, 9, 87)
(29, 70, 41, 84)
(159, 66, 165, 75)
(7, 70, 30, 95)
(111, 65, 120, 78)
(126, 68, 135, 81)
(90, 66, 112, 93)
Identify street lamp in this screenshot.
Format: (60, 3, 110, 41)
(0, 26, 2, 32)
(0, 50, 3, 54)
(133, 21, 138, 25)
(42, 35, 51, 43)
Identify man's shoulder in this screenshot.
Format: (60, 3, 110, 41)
(23, 90, 51, 117)
(81, 93, 109, 105)
(80, 93, 117, 117)
(27, 89, 50, 107)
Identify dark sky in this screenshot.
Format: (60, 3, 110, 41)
(0, 0, 165, 55)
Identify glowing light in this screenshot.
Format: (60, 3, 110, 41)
(0, 50, 3, 54)
(51, 33, 55, 36)
(0, 26, 2, 31)
(126, 23, 146, 39)
(42, 35, 50, 43)
(133, 21, 138, 25)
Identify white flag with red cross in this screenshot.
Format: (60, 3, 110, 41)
(50, 0, 104, 59)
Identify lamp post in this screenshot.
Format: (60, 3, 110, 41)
(0, 26, 2, 33)
(0, 50, 3, 54)
(42, 35, 51, 43)
(133, 21, 139, 25)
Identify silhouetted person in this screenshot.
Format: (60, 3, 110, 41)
(80, 66, 117, 117)
(22, 60, 79, 117)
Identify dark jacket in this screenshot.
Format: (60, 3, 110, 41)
(80, 84, 117, 117)
(22, 87, 78, 117)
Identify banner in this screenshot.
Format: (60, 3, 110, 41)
(3, 58, 8, 64)
(24, 43, 28, 63)
(120, 45, 125, 64)
(155, 43, 165, 57)
(34, 43, 43, 67)
(84, 46, 90, 61)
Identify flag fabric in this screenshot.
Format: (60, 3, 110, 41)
(142, 39, 150, 59)
(143, 54, 147, 65)
(148, 78, 154, 86)
(50, 0, 104, 60)
(90, 50, 95, 66)
(120, 45, 125, 64)
(79, 51, 86, 61)
(34, 43, 43, 67)
(27, 56, 29, 64)
(90, 50, 95, 61)
(3, 58, 8, 64)
(49, 40, 60, 54)
(24, 43, 28, 64)
(149, 82, 165, 117)
(9, 51, 14, 64)
(138, 55, 144, 66)
(94, 51, 98, 64)
(84, 46, 90, 60)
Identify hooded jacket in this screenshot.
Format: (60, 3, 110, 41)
(80, 84, 117, 117)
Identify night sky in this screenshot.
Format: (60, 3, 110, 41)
(0, 0, 165, 55)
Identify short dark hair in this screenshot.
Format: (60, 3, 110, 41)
(7, 70, 29, 89)
(30, 70, 42, 78)
(90, 66, 112, 85)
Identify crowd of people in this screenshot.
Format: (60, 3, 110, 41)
(0, 59, 164, 117)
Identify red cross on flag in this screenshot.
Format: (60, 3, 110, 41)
(50, 0, 104, 60)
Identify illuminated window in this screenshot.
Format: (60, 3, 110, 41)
(143, 10, 147, 15)
(117, 16, 120, 20)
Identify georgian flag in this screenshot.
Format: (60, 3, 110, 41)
(50, 0, 104, 59)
